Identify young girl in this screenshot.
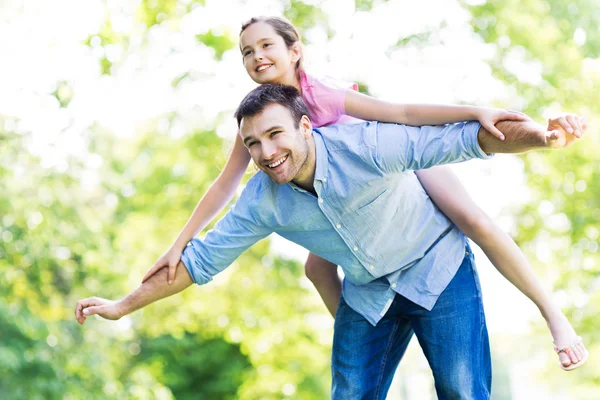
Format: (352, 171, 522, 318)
(144, 16, 587, 371)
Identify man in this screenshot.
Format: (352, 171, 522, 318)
(75, 84, 585, 399)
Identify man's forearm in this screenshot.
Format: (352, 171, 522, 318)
(478, 119, 547, 154)
(119, 262, 193, 316)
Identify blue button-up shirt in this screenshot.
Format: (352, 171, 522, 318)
(182, 120, 489, 325)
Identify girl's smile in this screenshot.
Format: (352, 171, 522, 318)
(239, 21, 301, 88)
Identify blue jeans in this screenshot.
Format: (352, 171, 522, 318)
(331, 247, 491, 399)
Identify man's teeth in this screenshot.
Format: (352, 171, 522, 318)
(257, 64, 272, 72)
(268, 156, 287, 168)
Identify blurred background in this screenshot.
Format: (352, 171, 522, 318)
(1, 0, 598, 398)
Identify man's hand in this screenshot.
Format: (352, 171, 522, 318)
(142, 247, 183, 285)
(480, 112, 588, 154)
(545, 113, 587, 148)
(74, 297, 123, 325)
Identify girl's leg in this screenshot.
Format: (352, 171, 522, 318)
(305, 253, 342, 317)
(415, 166, 588, 369)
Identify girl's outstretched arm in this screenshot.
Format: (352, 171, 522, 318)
(344, 89, 528, 140)
(142, 134, 251, 284)
(415, 166, 587, 370)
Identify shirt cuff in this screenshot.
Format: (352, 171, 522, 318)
(465, 121, 494, 159)
(181, 239, 213, 285)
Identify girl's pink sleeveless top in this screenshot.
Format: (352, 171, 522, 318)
(298, 70, 360, 128)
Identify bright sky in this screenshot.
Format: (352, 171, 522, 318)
(2, 0, 563, 395)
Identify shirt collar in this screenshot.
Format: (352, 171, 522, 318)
(288, 129, 328, 193)
(312, 129, 328, 184)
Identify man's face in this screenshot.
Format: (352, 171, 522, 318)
(240, 103, 312, 185)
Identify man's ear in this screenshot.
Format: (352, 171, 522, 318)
(300, 115, 312, 139)
(291, 42, 303, 63)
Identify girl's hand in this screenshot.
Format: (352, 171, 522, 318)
(545, 114, 587, 148)
(477, 108, 530, 141)
(142, 247, 183, 285)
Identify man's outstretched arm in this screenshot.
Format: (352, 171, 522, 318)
(478, 113, 587, 154)
(74, 262, 193, 325)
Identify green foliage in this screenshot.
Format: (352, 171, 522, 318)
(354, 0, 389, 12)
(51, 81, 74, 108)
(137, 0, 182, 27)
(83, 19, 127, 76)
(136, 334, 251, 399)
(0, 301, 60, 400)
(285, 1, 328, 33)
(196, 31, 237, 60)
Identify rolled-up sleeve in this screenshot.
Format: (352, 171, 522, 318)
(181, 198, 272, 285)
(372, 121, 491, 174)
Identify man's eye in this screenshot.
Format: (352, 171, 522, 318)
(270, 131, 280, 137)
(263, 43, 272, 48)
(247, 141, 257, 147)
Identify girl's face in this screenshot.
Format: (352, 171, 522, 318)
(239, 22, 301, 85)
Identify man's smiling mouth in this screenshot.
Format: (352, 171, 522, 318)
(268, 155, 287, 168)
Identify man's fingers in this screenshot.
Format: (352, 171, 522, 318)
(75, 301, 84, 323)
(83, 305, 103, 316)
(546, 129, 560, 143)
(75, 297, 99, 324)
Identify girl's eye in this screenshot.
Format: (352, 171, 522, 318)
(243, 50, 252, 57)
(270, 131, 280, 138)
(263, 43, 272, 48)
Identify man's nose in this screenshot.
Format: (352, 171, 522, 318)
(262, 141, 276, 160)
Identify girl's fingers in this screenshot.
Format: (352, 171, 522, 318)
(505, 112, 529, 121)
(168, 263, 178, 285)
(551, 116, 573, 134)
(505, 110, 531, 120)
(484, 123, 505, 140)
(565, 114, 581, 138)
(500, 113, 527, 121)
(142, 263, 162, 283)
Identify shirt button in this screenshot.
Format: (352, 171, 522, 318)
(336, 224, 341, 229)
(318, 198, 323, 204)
(392, 283, 397, 288)
(322, 178, 327, 183)
(369, 265, 374, 270)
(353, 246, 358, 251)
